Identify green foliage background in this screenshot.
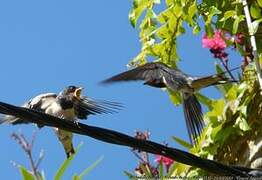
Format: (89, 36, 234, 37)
(128, 0, 262, 177)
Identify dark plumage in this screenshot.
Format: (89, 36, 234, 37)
(1, 85, 122, 158)
(102, 62, 233, 144)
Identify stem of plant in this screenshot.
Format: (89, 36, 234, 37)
(219, 58, 237, 81)
(242, 0, 262, 89)
(27, 151, 38, 178)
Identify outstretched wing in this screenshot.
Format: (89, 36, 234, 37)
(102, 62, 190, 90)
(74, 96, 123, 119)
(102, 62, 168, 87)
(0, 93, 57, 125)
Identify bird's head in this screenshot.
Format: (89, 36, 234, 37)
(63, 85, 84, 99)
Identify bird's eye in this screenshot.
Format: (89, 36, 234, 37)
(68, 86, 76, 92)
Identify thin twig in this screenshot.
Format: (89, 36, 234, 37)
(241, 0, 262, 89)
(11, 132, 43, 180)
(35, 149, 44, 169)
(131, 149, 147, 163)
(219, 58, 237, 81)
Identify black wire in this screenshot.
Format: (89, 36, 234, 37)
(0, 101, 256, 177)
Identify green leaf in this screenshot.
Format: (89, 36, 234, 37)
(215, 126, 236, 144)
(193, 24, 201, 34)
(139, 163, 153, 178)
(168, 89, 182, 106)
(206, 6, 221, 24)
(235, 114, 251, 131)
(219, 10, 236, 22)
(54, 143, 83, 180)
(250, 2, 261, 19)
(195, 93, 212, 110)
(215, 63, 224, 74)
(72, 175, 80, 180)
(129, 0, 150, 27)
(168, 163, 189, 177)
(158, 161, 164, 179)
(251, 18, 262, 34)
(172, 136, 192, 149)
(173, 4, 182, 17)
(205, 24, 214, 37)
(40, 171, 46, 180)
(207, 99, 226, 117)
(124, 171, 137, 179)
(78, 156, 104, 179)
(257, 0, 262, 8)
(186, 2, 197, 26)
(188, 3, 197, 18)
(233, 15, 245, 34)
(214, 64, 233, 94)
(225, 85, 238, 100)
(19, 166, 35, 180)
(210, 124, 223, 141)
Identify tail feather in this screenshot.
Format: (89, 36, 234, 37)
(191, 67, 240, 90)
(182, 93, 204, 144)
(191, 75, 229, 90)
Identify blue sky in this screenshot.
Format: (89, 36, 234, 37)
(0, 1, 242, 179)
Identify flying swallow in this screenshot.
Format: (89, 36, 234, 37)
(1, 85, 122, 158)
(101, 62, 235, 144)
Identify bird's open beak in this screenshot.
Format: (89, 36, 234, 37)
(74, 87, 83, 98)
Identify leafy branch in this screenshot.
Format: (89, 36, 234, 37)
(241, 0, 262, 89)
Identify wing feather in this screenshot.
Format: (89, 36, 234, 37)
(102, 62, 189, 90)
(1, 93, 57, 125)
(74, 96, 123, 119)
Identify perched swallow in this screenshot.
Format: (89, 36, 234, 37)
(0, 101, 259, 177)
(1, 85, 122, 158)
(101, 62, 234, 144)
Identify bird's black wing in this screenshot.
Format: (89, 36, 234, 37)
(0, 93, 57, 125)
(74, 96, 123, 119)
(102, 62, 189, 89)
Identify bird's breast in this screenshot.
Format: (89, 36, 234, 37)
(45, 102, 76, 121)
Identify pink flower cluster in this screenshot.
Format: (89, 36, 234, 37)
(155, 155, 174, 169)
(202, 30, 227, 50)
(202, 30, 228, 60)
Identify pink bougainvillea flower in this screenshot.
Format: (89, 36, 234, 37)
(202, 30, 227, 50)
(234, 33, 245, 45)
(202, 30, 228, 61)
(155, 155, 174, 169)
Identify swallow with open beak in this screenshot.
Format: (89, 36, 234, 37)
(1, 85, 122, 158)
(102, 62, 235, 144)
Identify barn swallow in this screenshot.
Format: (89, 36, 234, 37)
(101, 62, 235, 144)
(1, 85, 122, 158)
